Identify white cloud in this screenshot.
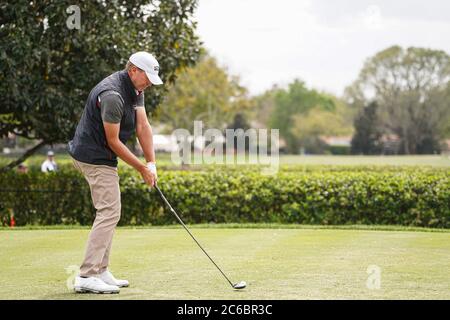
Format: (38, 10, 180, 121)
(195, 0, 450, 96)
(360, 5, 383, 30)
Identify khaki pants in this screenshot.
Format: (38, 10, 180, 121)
(73, 159, 121, 277)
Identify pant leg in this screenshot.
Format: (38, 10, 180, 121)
(99, 228, 115, 273)
(73, 159, 121, 277)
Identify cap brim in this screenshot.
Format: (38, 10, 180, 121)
(146, 72, 163, 85)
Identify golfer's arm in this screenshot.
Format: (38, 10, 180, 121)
(103, 122, 146, 172)
(135, 108, 156, 163)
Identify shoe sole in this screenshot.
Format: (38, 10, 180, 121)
(74, 287, 119, 294)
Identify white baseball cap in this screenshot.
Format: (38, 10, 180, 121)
(129, 51, 163, 85)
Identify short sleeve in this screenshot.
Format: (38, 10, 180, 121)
(99, 91, 124, 123)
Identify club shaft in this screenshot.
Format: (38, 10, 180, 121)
(155, 185, 234, 288)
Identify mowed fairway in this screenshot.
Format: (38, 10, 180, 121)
(2, 154, 449, 168)
(0, 227, 449, 300)
(277, 155, 450, 166)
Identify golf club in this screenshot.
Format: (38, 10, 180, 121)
(154, 184, 246, 290)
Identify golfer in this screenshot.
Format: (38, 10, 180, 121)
(68, 52, 162, 294)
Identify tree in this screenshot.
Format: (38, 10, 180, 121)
(269, 79, 335, 154)
(249, 85, 278, 128)
(227, 113, 251, 132)
(153, 52, 250, 132)
(0, 0, 201, 171)
(290, 96, 354, 154)
(351, 101, 383, 155)
(225, 113, 252, 152)
(345, 46, 450, 154)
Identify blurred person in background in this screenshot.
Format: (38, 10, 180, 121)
(41, 150, 58, 172)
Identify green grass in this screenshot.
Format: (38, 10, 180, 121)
(277, 154, 450, 166)
(2, 223, 449, 233)
(2, 153, 450, 169)
(1, 227, 449, 299)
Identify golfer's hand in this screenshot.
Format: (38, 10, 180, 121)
(147, 162, 158, 181)
(139, 166, 156, 187)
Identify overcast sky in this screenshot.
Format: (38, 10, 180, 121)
(195, 0, 450, 96)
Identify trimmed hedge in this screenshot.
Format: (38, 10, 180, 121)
(0, 167, 449, 227)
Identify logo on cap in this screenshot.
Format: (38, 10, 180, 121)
(153, 66, 159, 72)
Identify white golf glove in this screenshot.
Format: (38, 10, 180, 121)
(147, 162, 157, 180)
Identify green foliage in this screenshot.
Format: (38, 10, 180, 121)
(351, 101, 384, 154)
(1, 166, 448, 228)
(249, 86, 278, 128)
(0, 169, 93, 226)
(0, 0, 201, 144)
(326, 145, 351, 155)
(227, 113, 251, 131)
(154, 53, 249, 132)
(251, 87, 354, 155)
(269, 80, 336, 153)
(345, 46, 450, 154)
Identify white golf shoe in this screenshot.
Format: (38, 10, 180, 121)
(96, 270, 129, 288)
(74, 276, 120, 294)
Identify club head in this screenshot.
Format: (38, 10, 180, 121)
(233, 281, 247, 290)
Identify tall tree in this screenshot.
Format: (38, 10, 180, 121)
(154, 52, 249, 132)
(225, 113, 252, 152)
(269, 79, 335, 154)
(351, 101, 383, 155)
(249, 85, 279, 128)
(290, 95, 354, 154)
(345, 46, 450, 154)
(0, 0, 201, 170)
